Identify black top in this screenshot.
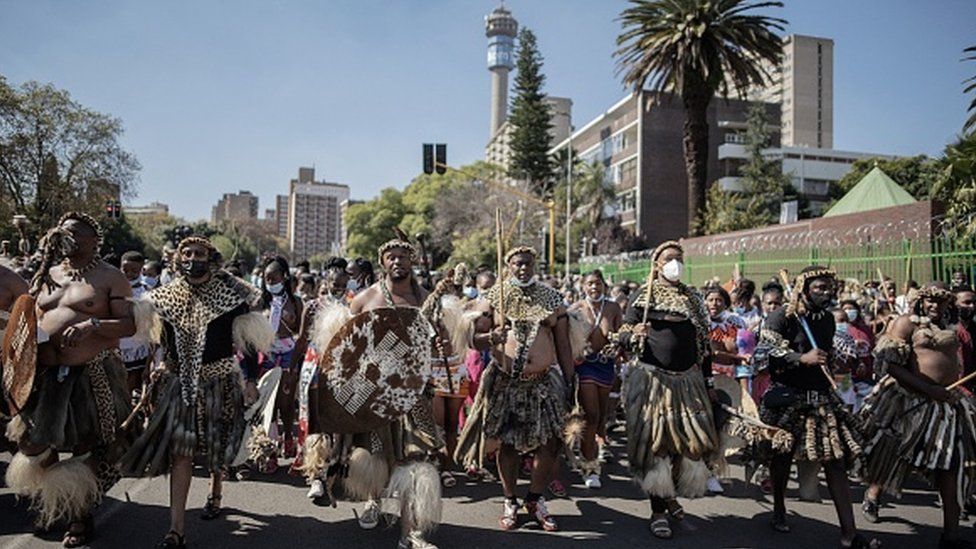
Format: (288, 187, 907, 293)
(764, 306, 835, 391)
(161, 302, 260, 380)
(623, 300, 712, 376)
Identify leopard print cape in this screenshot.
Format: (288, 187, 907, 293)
(631, 281, 710, 363)
(147, 273, 261, 404)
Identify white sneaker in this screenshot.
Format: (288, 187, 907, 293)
(398, 530, 438, 549)
(306, 479, 324, 499)
(358, 498, 380, 529)
(706, 476, 724, 494)
(584, 473, 602, 489)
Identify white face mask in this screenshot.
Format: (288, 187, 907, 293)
(509, 277, 535, 288)
(661, 259, 683, 282)
(267, 282, 284, 295)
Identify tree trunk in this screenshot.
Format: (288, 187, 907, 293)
(682, 91, 711, 236)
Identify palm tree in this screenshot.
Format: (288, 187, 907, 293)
(964, 45, 976, 134)
(615, 0, 785, 234)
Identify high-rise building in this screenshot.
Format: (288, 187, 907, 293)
(286, 167, 350, 262)
(339, 198, 364, 255)
(485, 96, 572, 172)
(486, 5, 517, 138)
(211, 191, 258, 224)
(549, 91, 778, 245)
(750, 34, 833, 149)
(275, 194, 289, 238)
(123, 201, 169, 217)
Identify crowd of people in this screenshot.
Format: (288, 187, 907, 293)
(1, 213, 975, 548)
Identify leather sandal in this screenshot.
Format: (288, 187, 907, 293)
(842, 533, 881, 548)
(155, 530, 186, 549)
(650, 517, 672, 539)
(770, 509, 790, 533)
(63, 517, 94, 548)
(201, 494, 222, 520)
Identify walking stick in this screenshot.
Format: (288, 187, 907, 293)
(495, 209, 507, 371)
(778, 270, 838, 390)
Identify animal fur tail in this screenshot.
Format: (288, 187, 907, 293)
(5, 449, 51, 497)
(33, 455, 101, 528)
(128, 297, 162, 344)
(343, 447, 389, 501)
(440, 296, 479, 357)
(296, 434, 333, 484)
(233, 311, 274, 354)
(638, 455, 676, 498)
(386, 461, 442, 535)
(312, 303, 353, 354)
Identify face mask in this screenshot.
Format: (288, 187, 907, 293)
(129, 277, 142, 287)
(463, 286, 478, 299)
(960, 308, 975, 322)
(808, 293, 833, 310)
(267, 282, 285, 295)
(180, 260, 210, 279)
(346, 279, 360, 292)
(836, 323, 848, 334)
(661, 259, 683, 282)
(845, 309, 858, 323)
(142, 276, 159, 289)
(509, 277, 535, 288)
(588, 294, 606, 303)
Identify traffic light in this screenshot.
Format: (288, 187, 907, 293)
(114, 200, 122, 218)
(423, 144, 434, 175)
(104, 199, 122, 219)
(435, 144, 446, 175)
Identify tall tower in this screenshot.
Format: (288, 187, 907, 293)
(486, 5, 517, 138)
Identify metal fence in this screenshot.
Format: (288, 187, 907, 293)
(582, 222, 976, 289)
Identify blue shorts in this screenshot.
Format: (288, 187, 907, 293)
(577, 354, 615, 388)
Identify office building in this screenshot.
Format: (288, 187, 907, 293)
(549, 91, 779, 244)
(211, 190, 258, 224)
(275, 195, 289, 238)
(749, 34, 834, 148)
(123, 201, 169, 217)
(286, 167, 350, 262)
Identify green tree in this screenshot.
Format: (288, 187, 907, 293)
(0, 76, 140, 236)
(829, 155, 940, 202)
(933, 133, 976, 237)
(344, 188, 406, 260)
(700, 102, 793, 234)
(508, 28, 554, 196)
(964, 45, 976, 134)
(615, 0, 785, 234)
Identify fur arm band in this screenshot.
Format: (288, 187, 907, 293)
(232, 311, 274, 354)
(753, 329, 801, 373)
(128, 297, 162, 345)
(873, 336, 911, 377)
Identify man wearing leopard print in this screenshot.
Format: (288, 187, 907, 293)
(5, 212, 135, 548)
(338, 237, 449, 549)
(119, 235, 272, 549)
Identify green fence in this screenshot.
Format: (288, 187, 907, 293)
(583, 235, 976, 288)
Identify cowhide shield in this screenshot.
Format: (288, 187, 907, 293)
(314, 307, 433, 434)
(2, 295, 37, 412)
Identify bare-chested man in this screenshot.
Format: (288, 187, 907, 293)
(5, 212, 134, 548)
(342, 238, 446, 549)
(568, 269, 621, 489)
(860, 282, 976, 548)
(465, 246, 574, 533)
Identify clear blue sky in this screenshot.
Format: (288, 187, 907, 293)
(1, 0, 974, 221)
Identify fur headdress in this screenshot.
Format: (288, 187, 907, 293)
(786, 266, 836, 317)
(177, 235, 218, 256)
(910, 282, 954, 314)
(377, 227, 419, 265)
(504, 245, 538, 264)
(58, 211, 103, 243)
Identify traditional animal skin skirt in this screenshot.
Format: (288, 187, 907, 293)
(859, 376, 976, 504)
(625, 362, 718, 498)
(121, 358, 245, 476)
(759, 385, 863, 469)
(482, 364, 567, 453)
(21, 349, 130, 457)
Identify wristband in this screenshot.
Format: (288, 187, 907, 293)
(90, 317, 102, 331)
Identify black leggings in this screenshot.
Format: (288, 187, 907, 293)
(650, 495, 668, 514)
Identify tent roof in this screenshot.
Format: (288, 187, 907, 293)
(822, 166, 916, 217)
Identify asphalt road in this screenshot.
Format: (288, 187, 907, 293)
(0, 438, 970, 549)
